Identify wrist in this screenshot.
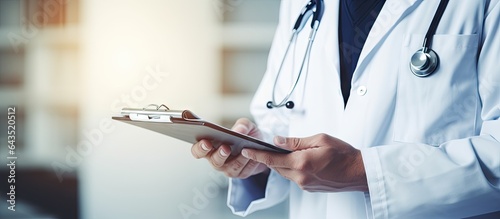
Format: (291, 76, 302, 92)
(351, 150, 369, 192)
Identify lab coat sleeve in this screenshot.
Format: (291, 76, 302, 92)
(361, 2, 500, 218)
(227, 170, 290, 216)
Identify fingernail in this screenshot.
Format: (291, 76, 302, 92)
(220, 148, 229, 157)
(201, 143, 209, 151)
(241, 149, 249, 158)
(275, 136, 286, 145)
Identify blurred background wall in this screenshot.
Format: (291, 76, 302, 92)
(0, 0, 286, 218)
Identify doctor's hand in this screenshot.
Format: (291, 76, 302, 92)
(242, 134, 368, 193)
(191, 118, 269, 179)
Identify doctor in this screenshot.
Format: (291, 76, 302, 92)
(191, 0, 500, 218)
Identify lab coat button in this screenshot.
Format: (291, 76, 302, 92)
(357, 86, 367, 96)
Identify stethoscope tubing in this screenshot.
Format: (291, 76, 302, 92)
(268, 0, 450, 108)
(268, 0, 323, 109)
(270, 28, 317, 108)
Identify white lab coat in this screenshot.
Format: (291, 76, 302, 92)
(227, 0, 500, 218)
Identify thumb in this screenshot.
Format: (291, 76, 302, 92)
(273, 136, 311, 151)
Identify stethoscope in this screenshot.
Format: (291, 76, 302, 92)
(267, 0, 325, 109)
(267, 0, 449, 109)
(410, 0, 449, 77)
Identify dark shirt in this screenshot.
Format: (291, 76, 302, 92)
(339, 0, 386, 105)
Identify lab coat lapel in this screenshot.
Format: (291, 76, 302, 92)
(351, 0, 421, 81)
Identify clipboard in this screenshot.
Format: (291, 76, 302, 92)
(112, 104, 291, 155)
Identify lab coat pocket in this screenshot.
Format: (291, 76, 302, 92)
(393, 34, 480, 146)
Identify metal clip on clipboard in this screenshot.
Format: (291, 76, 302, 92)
(123, 104, 198, 123)
(112, 104, 291, 155)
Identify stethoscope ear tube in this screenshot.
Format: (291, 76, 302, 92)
(311, 0, 324, 29)
(293, 1, 315, 32)
(269, 34, 316, 109)
(267, 0, 323, 110)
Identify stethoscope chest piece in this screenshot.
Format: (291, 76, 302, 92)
(410, 48, 439, 77)
(409, 0, 450, 78)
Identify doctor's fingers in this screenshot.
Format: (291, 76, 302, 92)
(218, 154, 253, 178)
(191, 139, 214, 159)
(242, 149, 298, 169)
(237, 160, 268, 179)
(208, 144, 232, 168)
